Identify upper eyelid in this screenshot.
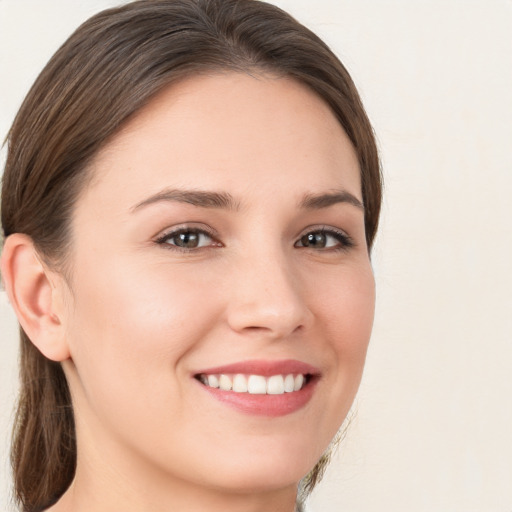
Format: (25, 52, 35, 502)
(296, 224, 351, 239)
(154, 223, 218, 242)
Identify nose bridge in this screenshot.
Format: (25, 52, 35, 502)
(226, 239, 311, 338)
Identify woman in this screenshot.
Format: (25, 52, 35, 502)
(0, 1, 381, 511)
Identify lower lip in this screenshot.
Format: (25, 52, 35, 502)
(198, 378, 317, 417)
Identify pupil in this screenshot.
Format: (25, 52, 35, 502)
(177, 232, 198, 248)
(303, 232, 326, 247)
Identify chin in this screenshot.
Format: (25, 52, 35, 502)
(189, 437, 322, 494)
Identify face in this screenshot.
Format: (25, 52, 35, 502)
(61, 72, 375, 498)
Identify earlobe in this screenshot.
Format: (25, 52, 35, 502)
(1, 233, 70, 362)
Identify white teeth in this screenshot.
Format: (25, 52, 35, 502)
(232, 374, 248, 393)
(207, 375, 219, 388)
(294, 374, 304, 392)
(199, 373, 308, 394)
(219, 374, 232, 391)
(248, 375, 267, 394)
(267, 375, 285, 394)
(284, 374, 295, 393)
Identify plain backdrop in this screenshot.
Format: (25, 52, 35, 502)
(1, 1, 511, 511)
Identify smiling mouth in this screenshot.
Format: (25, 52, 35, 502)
(194, 373, 311, 395)
(193, 360, 319, 416)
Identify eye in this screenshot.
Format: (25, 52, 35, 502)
(295, 228, 354, 251)
(155, 227, 220, 250)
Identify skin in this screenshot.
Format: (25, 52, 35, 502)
(3, 72, 375, 512)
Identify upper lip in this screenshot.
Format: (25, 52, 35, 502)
(194, 359, 320, 377)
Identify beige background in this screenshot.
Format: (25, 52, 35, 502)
(1, 1, 511, 510)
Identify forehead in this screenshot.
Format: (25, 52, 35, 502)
(83, 72, 361, 210)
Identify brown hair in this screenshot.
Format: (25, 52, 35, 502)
(1, 0, 381, 510)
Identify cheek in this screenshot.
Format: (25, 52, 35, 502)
(64, 256, 222, 411)
(309, 263, 375, 423)
(62, 258, 230, 469)
(336, 269, 375, 385)
(313, 261, 375, 354)
(71, 252, 217, 342)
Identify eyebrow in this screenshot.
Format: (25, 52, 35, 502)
(131, 188, 240, 212)
(299, 190, 364, 211)
(131, 187, 364, 213)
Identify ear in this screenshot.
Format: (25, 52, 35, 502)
(1, 233, 70, 361)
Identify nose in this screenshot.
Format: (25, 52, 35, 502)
(226, 249, 313, 340)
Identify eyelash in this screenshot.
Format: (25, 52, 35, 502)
(155, 225, 355, 253)
(295, 227, 355, 252)
(154, 226, 220, 252)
